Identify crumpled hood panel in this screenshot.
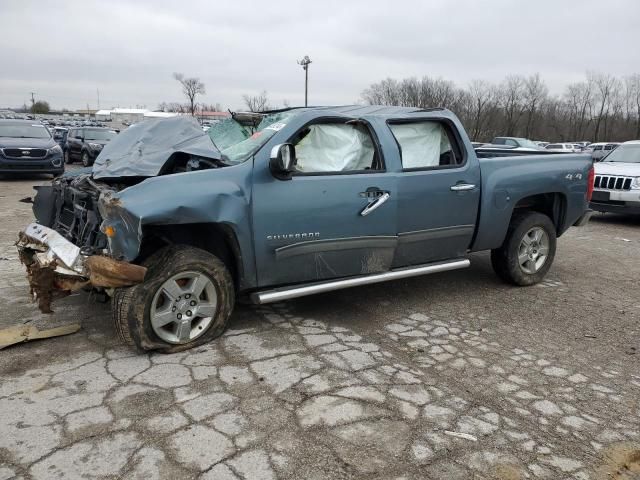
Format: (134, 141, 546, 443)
(92, 116, 221, 179)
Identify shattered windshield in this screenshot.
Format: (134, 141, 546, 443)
(208, 111, 299, 164)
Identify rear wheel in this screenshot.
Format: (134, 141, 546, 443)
(491, 212, 556, 286)
(112, 245, 235, 353)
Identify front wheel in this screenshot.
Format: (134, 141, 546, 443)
(64, 149, 72, 164)
(112, 245, 235, 353)
(81, 151, 91, 167)
(491, 212, 556, 286)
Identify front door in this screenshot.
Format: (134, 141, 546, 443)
(388, 120, 481, 267)
(69, 129, 82, 159)
(252, 120, 397, 287)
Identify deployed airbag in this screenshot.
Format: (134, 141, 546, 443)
(92, 116, 221, 179)
(295, 124, 374, 172)
(389, 122, 450, 168)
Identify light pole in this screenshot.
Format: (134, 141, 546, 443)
(297, 55, 312, 107)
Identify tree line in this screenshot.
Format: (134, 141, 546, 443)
(361, 72, 640, 142)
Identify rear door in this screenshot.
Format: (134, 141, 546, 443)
(388, 119, 481, 267)
(252, 118, 397, 287)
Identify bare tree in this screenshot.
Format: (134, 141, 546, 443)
(158, 101, 187, 113)
(591, 72, 618, 141)
(498, 75, 526, 136)
(173, 73, 205, 116)
(523, 74, 548, 139)
(242, 91, 270, 112)
(467, 80, 495, 140)
(201, 102, 223, 112)
(361, 71, 640, 143)
(625, 74, 640, 138)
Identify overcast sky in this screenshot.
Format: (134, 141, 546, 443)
(2, 0, 639, 111)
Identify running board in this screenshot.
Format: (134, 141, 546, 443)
(251, 258, 470, 304)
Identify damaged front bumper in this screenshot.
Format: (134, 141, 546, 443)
(16, 223, 147, 313)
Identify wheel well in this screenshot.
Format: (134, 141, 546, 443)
(138, 223, 244, 290)
(512, 193, 566, 234)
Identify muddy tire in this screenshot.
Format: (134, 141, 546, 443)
(112, 245, 235, 353)
(491, 212, 556, 286)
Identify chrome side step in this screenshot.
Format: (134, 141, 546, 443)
(251, 258, 470, 304)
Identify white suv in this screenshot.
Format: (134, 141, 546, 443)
(545, 143, 580, 153)
(590, 140, 640, 215)
(588, 142, 620, 161)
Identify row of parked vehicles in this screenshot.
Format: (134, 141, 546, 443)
(483, 136, 620, 161)
(0, 119, 118, 175)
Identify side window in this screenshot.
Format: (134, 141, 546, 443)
(290, 122, 380, 173)
(594, 145, 602, 151)
(505, 139, 518, 147)
(389, 121, 462, 169)
(604, 145, 613, 150)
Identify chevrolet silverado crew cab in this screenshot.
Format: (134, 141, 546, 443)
(590, 140, 640, 215)
(17, 106, 594, 352)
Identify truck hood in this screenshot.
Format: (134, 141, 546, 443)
(594, 161, 640, 177)
(92, 116, 221, 179)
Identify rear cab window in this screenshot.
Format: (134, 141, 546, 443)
(387, 120, 464, 170)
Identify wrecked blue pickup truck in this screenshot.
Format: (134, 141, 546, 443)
(17, 106, 594, 352)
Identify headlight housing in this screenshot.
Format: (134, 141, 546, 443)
(631, 177, 640, 190)
(89, 143, 103, 150)
(48, 144, 62, 155)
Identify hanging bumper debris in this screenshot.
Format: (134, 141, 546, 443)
(16, 223, 146, 313)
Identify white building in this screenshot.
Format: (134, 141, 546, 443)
(95, 109, 112, 121)
(110, 108, 148, 124)
(144, 111, 179, 119)
(95, 109, 180, 123)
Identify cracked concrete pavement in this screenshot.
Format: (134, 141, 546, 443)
(1, 172, 640, 479)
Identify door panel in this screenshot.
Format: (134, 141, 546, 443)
(389, 120, 481, 267)
(252, 173, 397, 286)
(394, 167, 480, 266)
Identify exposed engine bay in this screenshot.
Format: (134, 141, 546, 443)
(17, 111, 282, 312)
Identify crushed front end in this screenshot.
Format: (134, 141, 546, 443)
(16, 173, 146, 313)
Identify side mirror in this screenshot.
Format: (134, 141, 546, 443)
(269, 143, 296, 180)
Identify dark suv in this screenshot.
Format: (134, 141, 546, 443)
(65, 127, 117, 166)
(0, 120, 64, 176)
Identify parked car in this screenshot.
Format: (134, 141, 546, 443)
(589, 142, 620, 161)
(590, 140, 640, 215)
(535, 141, 549, 148)
(0, 120, 64, 176)
(545, 143, 581, 153)
(490, 137, 543, 150)
(17, 107, 593, 352)
(65, 127, 117, 166)
(51, 127, 69, 152)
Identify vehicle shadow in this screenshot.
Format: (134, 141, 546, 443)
(589, 212, 640, 227)
(0, 173, 56, 182)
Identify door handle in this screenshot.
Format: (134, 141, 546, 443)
(450, 183, 476, 191)
(360, 192, 390, 216)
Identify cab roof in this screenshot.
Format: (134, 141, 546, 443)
(262, 105, 444, 117)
